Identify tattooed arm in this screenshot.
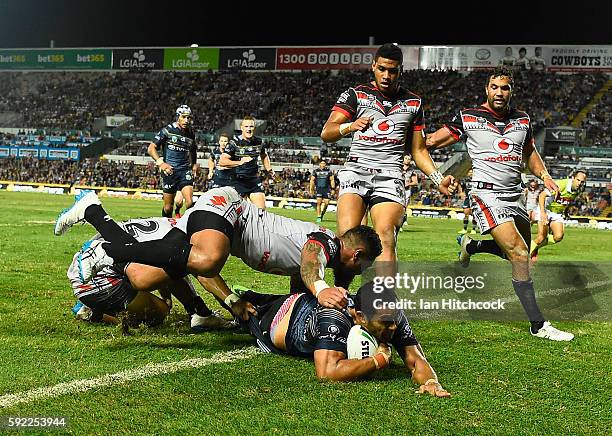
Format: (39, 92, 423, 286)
(300, 241, 348, 309)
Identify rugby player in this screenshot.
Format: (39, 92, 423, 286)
(219, 116, 274, 209)
(55, 187, 381, 314)
(148, 105, 199, 218)
(238, 281, 449, 395)
(207, 132, 234, 188)
(458, 169, 477, 235)
(309, 159, 335, 223)
(530, 170, 588, 261)
(417, 66, 573, 341)
(524, 179, 542, 223)
(321, 43, 455, 276)
(65, 210, 234, 331)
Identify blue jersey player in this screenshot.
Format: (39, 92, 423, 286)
(309, 159, 335, 223)
(219, 116, 274, 209)
(148, 105, 199, 217)
(207, 133, 234, 188)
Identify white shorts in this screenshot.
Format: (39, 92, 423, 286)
(470, 190, 529, 234)
(337, 166, 405, 206)
(532, 208, 564, 224)
(175, 186, 244, 235)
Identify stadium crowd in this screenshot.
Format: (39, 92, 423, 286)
(0, 70, 608, 144)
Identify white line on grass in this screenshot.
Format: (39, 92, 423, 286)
(0, 346, 259, 409)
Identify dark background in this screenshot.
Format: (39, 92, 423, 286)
(1, 0, 610, 48)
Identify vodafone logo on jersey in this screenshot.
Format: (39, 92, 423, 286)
(492, 138, 515, 154)
(371, 118, 395, 135)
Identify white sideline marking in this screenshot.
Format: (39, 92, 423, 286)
(0, 347, 259, 409)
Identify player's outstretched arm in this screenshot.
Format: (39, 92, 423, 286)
(314, 344, 390, 381)
(412, 129, 457, 196)
(196, 275, 257, 320)
(401, 345, 450, 397)
(300, 241, 347, 309)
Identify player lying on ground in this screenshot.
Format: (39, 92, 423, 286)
(530, 170, 588, 261)
(66, 214, 235, 331)
(55, 187, 382, 318)
(234, 281, 449, 395)
(417, 66, 573, 341)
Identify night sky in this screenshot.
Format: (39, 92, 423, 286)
(1, 0, 610, 48)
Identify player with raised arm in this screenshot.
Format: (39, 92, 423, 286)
(310, 159, 335, 223)
(530, 170, 588, 261)
(220, 116, 274, 210)
(148, 105, 199, 218)
(417, 66, 573, 341)
(321, 43, 455, 278)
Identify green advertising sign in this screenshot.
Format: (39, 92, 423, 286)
(163, 48, 219, 70)
(559, 146, 612, 157)
(0, 49, 112, 70)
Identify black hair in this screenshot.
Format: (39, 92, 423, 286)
(341, 225, 382, 262)
(375, 43, 403, 64)
(489, 66, 514, 87)
(353, 281, 399, 321)
(573, 169, 588, 177)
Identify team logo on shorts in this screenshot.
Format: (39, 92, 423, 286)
(492, 138, 515, 154)
(371, 118, 396, 135)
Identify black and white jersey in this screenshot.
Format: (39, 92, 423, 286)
(444, 106, 535, 193)
(332, 83, 425, 171)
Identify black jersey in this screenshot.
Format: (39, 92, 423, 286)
(152, 122, 196, 172)
(224, 135, 266, 178)
(312, 167, 333, 190)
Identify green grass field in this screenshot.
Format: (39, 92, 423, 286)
(0, 191, 610, 435)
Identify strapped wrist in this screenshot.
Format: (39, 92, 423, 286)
(224, 293, 240, 307)
(314, 280, 330, 297)
(339, 122, 352, 137)
(429, 170, 444, 187)
(156, 157, 164, 166)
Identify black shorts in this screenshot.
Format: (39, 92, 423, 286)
(316, 187, 332, 200)
(78, 280, 138, 319)
(232, 175, 263, 196)
(162, 169, 194, 194)
(462, 198, 471, 209)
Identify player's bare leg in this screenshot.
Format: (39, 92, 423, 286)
(124, 291, 170, 327)
(321, 198, 330, 221)
(530, 219, 550, 261)
(249, 192, 266, 210)
(336, 193, 367, 236)
(370, 201, 405, 278)
(187, 229, 231, 278)
(549, 221, 564, 243)
(180, 185, 195, 210)
(316, 197, 323, 222)
(162, 193, 176, 218)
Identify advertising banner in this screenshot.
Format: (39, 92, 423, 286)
(545, 128, 582, 143)
(112, 49, 164, 70)
(419, 45, 612, 72)
(219, 48, 276, 70)
(0, 49, 111, 70)
(276, 47, 378, 70)
(163, 48, 219, 71)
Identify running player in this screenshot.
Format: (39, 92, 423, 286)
(524, 179, 542, 223)
(220, 116, 274, 209)
(417, 66, 573, 341)
(321, 43, 455, 276)
(55, 188, 381, 313)
(66, 210, 234, 331)
(458, 169, 477, 235)
(148, 105, 199, 218)
(530, 170, 587, 260)
(238, 282, 449, 395)
(309, 159, 335, 223)
(207, 132, 234, 188)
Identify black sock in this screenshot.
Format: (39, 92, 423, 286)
(466, 239, 506, 259)
(103, 239, 192, 277)
(84, 205, 136, 244)
(463, 218, 468, 230)
(512, 279, 545, 331)
(162, 208, 173, 218)
(181, 295, 212, 317)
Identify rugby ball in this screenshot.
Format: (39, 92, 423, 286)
(346, 325, 378, 359)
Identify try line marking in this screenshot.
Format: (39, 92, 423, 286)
(0, 346, 259, 409)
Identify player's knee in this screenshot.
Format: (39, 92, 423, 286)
(553, 233, 564, 243)
(507, 244, 529, 263)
